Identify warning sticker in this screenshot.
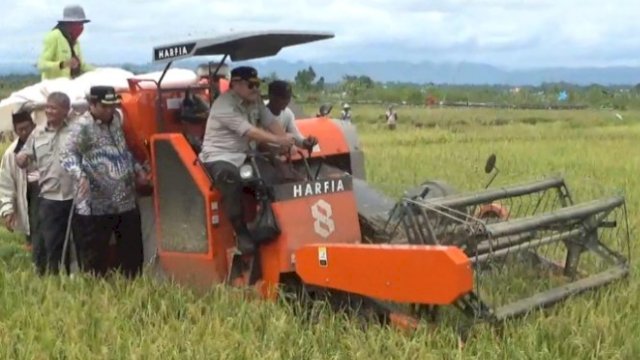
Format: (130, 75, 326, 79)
(318, 247, 328, 267)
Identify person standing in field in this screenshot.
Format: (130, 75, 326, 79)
(385, 105, 398, 130)
(61, 86, 149, 278)
(15, 93, 75, 275)
(340, 103, 352, 122)
(0, 110, 40, 258)
(37, 5, 94, 80)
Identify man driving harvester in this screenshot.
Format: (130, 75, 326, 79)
(199, 66, 296, 255)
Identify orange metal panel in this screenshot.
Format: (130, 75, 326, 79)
(151, 134, 236, 289)
(120, 90, 157, 151)
(258, 190, 362, 292)
(219, 78, 229, 93)
(120, 91, 157, 163)
(292, 118, 350, 159)
(275, 192, 362, 272)
(158, 256, 222, 289)
(120, 87, 204, 139)
(294, 244, 473, 305)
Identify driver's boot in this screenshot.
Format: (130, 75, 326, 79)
(232, 220, 256, 255)
(236, 233, 256, 255)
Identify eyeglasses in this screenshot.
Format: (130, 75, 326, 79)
(247, 81, 260, 90)
(232, 78, 260, 89)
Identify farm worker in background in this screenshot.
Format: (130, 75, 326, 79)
(61, 86, 149, 278)
(341, 103, 352, 122)
(199, 66, 295, 255)
(266, 80, 318, 150)
(16, 93, 75, 275)
(316, 104, 332, 117)
(0, 110, 40, 259)
(37, 5, 93, 80)
(385, 105, 398, 130)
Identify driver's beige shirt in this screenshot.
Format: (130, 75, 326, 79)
(199, 91, 276, 167)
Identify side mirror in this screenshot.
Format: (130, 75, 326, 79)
(483, 153, 499, 189)
(484, 154, 497, 174)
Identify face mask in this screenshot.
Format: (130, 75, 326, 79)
(67, 23, 84, 40)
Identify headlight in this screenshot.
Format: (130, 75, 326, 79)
(239, 164, 254, 179)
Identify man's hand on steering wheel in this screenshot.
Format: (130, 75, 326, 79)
(269, 134, 295, 160)
(275, 133, 296, 148)
(301, 136, 318, 152)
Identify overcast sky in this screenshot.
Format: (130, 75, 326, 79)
(2, 0, 639, 69)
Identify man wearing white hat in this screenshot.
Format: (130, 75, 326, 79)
(340, 103, 352, 122)
(37, 5, 94, 80)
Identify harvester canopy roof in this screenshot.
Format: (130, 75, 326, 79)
(152, 30, 334, 63)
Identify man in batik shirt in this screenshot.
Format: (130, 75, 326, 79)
(61, 86, 149, 278)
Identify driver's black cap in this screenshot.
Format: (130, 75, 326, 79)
(230, 66, 259, 82)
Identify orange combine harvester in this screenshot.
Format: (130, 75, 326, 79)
(116, 30, 631, 327)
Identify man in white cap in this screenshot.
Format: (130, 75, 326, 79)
(340, 103, 352, 122)
(37, 5, 94, 80)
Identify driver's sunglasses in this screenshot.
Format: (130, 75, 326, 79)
(247, 80, 260, 89)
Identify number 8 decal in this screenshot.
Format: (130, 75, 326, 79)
(311, 199, 335, 239)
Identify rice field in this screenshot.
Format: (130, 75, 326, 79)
(1, 104, 640, 359)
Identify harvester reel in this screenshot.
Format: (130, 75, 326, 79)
(404, 180, 458, 201)
(396, 180, 510, 248)
(379, 176, 631, 324)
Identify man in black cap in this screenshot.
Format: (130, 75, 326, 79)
(16, 93, 74, 275)
(61, 85, 149, 278)
(199, 66, 295, 255)
(0, 110, 40, 258)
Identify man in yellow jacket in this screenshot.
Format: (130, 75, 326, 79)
(37, 5, 94, 80)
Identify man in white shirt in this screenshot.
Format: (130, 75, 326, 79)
(385, 105, 397, 130)
(340, 103, 352, 122)
(266, 80, 317, 151)
(0, 110, 41, 268)
(17, 93, 76, 275)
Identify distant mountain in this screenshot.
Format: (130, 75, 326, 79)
(237, 60, 640, 86)
(3, 60, 640, 86)
(0, 62, 37, 76)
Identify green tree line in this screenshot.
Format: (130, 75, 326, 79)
(2, 71, 639, 110)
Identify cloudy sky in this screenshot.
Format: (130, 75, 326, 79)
(2, 0, 639, 69)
